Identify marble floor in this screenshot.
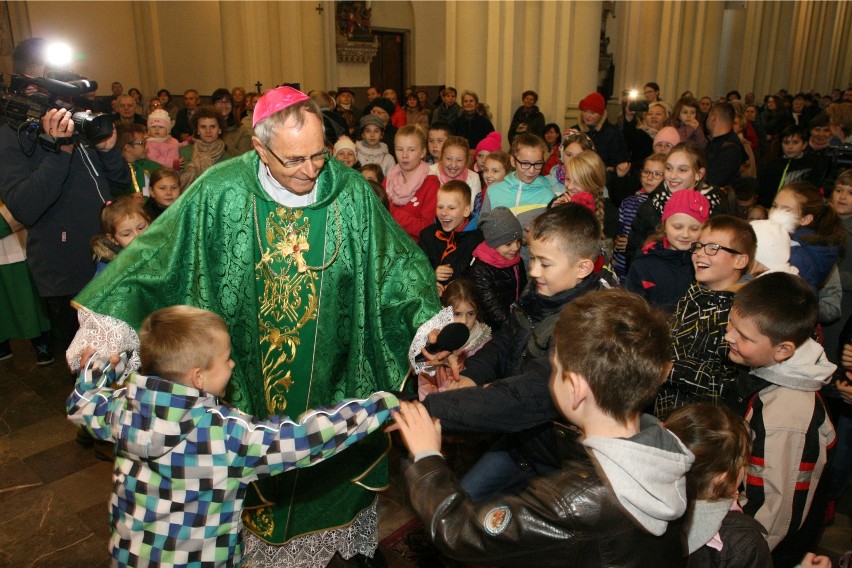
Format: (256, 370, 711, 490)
(0, 339, 849, 567)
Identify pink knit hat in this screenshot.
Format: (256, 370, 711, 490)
(147, 109, 172, 130)
(662, 190, 710, 224)
(253, 86, 310, 127)
(654, 126, 681, 148)
(475, 131, 502, 155)
(578, 92, 606, 115)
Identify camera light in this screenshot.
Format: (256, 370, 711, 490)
(45, 42, 73, 67)
(628, 89, 639, 100)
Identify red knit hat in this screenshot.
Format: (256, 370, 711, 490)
(662, 190, 710, 224)
(579, 92, 606, 115)
(570, 192, 596, 214)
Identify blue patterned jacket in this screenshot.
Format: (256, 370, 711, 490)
(67, 358, 398, 568)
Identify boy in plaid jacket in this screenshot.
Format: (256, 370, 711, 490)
(67, 305, 398, 568)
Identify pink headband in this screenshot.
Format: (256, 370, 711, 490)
(253, 86, 311, 127)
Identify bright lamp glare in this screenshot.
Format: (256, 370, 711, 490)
(628, 89, 639, 99)
(45, 42, 73, 67)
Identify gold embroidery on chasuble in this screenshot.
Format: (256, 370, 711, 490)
(255, 206, 319, 416)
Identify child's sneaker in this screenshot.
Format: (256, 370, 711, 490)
(0, 340, 12, 361)
(34, 343, 54, 367)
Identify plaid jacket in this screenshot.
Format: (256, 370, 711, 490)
(67, 358, 398, 568)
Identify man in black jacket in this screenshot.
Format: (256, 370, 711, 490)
(0, 38, 131, 350)
(705, 102, 748, 188)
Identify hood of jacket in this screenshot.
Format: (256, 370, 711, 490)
(751, 337, 836, 391)
(583, 415, 694, 536)
(118, 374, 218, 460)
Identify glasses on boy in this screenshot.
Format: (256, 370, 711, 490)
(689, 242, 742, 256)
(640, 169, 664, 180)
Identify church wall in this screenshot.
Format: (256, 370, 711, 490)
(8, 0, 849, 114)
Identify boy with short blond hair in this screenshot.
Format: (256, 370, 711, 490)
(655, 215, 757, 417)
(396, 289, 694, 566)
(418, 180, 484, 285)
(67, 305, 398, 568)
(725, 273, 836, 564)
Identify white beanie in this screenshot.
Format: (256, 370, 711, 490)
(334, 135, 356, 156)
(750, 208, 799, 276)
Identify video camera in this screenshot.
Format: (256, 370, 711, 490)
(622, 89, 649, 113)
(0, 72, 114, 153)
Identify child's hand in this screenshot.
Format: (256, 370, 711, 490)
(842, 343, 852, 369)
(130, 192, 145, 204)
(614, 235, 628, 252)
(798, 552, 831, 568)
(393, 401, 442, 457)
(94, 125, 118, 152)
(837, 378, 852, 405)
(616, 161, 631, 177)
(435, 264, 453, 281)
(553, 193, 572, 206)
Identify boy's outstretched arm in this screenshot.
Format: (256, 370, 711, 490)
(224, 391, 399, 480)
(66, 352, 130, 442)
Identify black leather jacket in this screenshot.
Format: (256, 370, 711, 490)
(405, 453, 687, 567)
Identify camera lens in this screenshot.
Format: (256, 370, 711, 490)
(71, 112, 113, 143)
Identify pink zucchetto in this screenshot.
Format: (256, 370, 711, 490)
(252, 86, 310, 127)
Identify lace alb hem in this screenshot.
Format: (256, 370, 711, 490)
(241, 501, 378, 568)
(408, 306, 453, 376)
(66, 308, 141, 375)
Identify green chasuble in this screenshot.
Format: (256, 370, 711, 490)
(74, 151, 439, 544)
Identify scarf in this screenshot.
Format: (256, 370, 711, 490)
(638, 123, 660, 139)
(385, 161, 430, 206)
(436, 164, 468, 185)
(190, 138, 226, 173)
(435, 220, 469, 262)
(472, 241, 521, 268)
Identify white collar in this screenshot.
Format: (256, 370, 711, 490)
(256, 159, 317, 207)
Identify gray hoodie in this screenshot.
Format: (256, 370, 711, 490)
(751, 337, 836, 390)
(583, 414, 695, 536)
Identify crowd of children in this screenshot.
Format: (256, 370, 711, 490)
(3, 78, 847, 567)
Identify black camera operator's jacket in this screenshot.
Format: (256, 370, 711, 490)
(0, 125, 131, 297)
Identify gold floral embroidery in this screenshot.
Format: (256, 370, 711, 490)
(243, 507, 275, 538)
(255, 207, 320, 414)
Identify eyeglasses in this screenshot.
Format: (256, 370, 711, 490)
(640, 169, 664, 179)
(214, 99, 232, 105)
(690, 242, 743, 256)
(514, 157, 545, 170)
(654, 141, 674, 150)
(266, 146, 329, 169)
(128, 141, 146, 146)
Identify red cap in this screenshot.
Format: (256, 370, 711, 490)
(253, 86, 310, 127)
(578, 92, 606, 115)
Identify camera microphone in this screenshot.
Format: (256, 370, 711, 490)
(414, 322, 470, 363)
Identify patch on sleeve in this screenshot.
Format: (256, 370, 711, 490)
(483, 505, 512, 535)
(642, 280, 656, 289)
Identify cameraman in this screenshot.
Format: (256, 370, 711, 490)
(0, 38, 131, 352)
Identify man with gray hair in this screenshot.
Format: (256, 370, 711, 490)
(68, 86, 439, 567)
